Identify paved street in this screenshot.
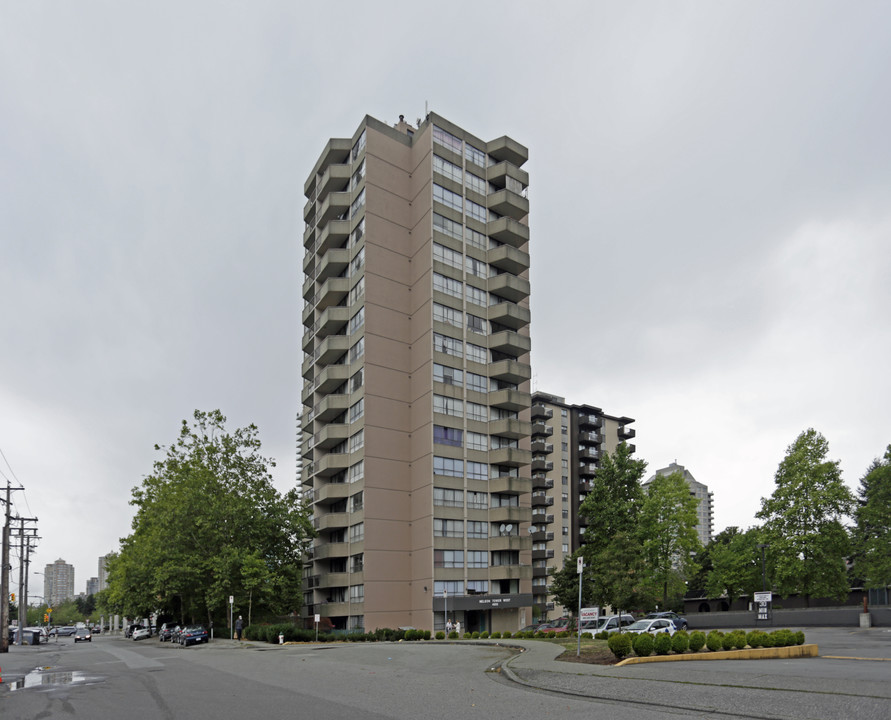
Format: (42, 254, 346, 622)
(0, 628, 889, 720)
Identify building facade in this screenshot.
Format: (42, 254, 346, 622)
(44, 558, 75, 607)
(644, 462, 714, 547)
(529, 391, 636, 619)
(98, 554, 110, 592)
(300, 113, 533, 633)
(85, 577, 100, 597)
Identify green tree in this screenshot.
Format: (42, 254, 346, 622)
(704, 527, 762, 603)
(548, 550, 595, 617)
(756, 429, 854, 604)
(108, 410, 314, 626)
(639, 471, 702, 607)
(851, 444, 891, 589)
(578, 443, 648, 611)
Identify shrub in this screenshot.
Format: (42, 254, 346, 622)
(501, 631, 511, 639)
(632, 632, 654, 657)
(463, 632, 471, 639)
(746, 630, 760, 648)
(435, 631, 445, 640)
(471, 631, 480, 639)
(706, 631, 724, 652)
(489, 631, 500, 639)
(608, 632, 633, 659)
(771, 630, 793, 647)
(654, 633, 673, 655)
(794, 631, 805, 645)
(688, 631, 706, 652)
(733, 632, 747, 650)
(557, 631, 570, 638)
(581, 632, 593, 639)
(761, 632, 775, 648)
(595, 631, 610, 640)
(424, 630, 431, 640)
(479, 631, 489, 639)
(448, 631, 459, 639)
(671, 632, 689, 654)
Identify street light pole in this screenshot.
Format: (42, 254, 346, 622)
(758, 543, 769, 592)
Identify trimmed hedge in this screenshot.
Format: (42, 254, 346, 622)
(706, 630, 725, 652)
(688, 631, 706, 652)
(654, 633, 673, 655)
(608, 632, 633, 659)
(632, 632, 654, 657)
(671, 632, 689, 654)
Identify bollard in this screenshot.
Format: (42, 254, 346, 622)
(279, 633, 284, 645)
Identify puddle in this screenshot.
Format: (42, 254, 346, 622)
(8, 666, 101, 692)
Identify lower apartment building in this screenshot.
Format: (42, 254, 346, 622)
(529, 391, 636, 620)
(300, 112, 534, 633)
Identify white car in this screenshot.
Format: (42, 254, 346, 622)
(623, 618, 676, 636)
(132, 627, 152, 641)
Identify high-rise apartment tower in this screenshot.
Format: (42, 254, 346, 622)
(44, 558, 75, 608)
(301, 113, 533, 633)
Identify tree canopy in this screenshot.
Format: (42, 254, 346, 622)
(703, 526, 763, 603)
(106, 410, 314, 626)
(852, 444, 891, 589)
(756, 428, 854, 603)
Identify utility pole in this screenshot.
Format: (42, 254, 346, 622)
(0, 482, 25, 653)
(11, 516, 38, 646)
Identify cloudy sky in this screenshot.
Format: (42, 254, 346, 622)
(2, 1, 889, 596)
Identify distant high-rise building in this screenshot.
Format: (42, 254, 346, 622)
(301, 112, 533, 634)
(85, 577, 99, 597)
(44, 558, 75, 607)
(644, 462, 714, 547)
(98, 554, 111, 591)
(529, 392, 636, 619)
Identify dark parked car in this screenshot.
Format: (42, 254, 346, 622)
(179, 625, 209, 647)
(645, 611, 688, 631)
(74, 627, 92, 642)
(159, 623, 180, 642)
(56, 626, 78, 637)
(124, 623, 144, 638)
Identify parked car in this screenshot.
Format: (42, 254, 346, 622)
(56, 626, 78, 637)
(159, 623, 180, 642)
(125, 623, 144, 638)
(644, 611, 688, 631)
(91, 625, 102, 634)
(538, 618, 572, 633)
(74, 627, 92, 642)
(592, 614, 636, 634)
(518, 624, 542, 634)
(179, 625, 209, 647)
(624, 618, 676, 636)
(132, 626, 152, 641)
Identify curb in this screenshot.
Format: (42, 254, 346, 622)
(615, 643, 819, 666)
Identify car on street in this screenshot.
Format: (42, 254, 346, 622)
(74, 627, 93, 642)
(179, 625, 209, 647)
(644, 610, 688, 631)
(132, 626, 152, 641)
(56, 626, 78, 637)
(624, 618, 676, 636)
(592, 614, 636, 634)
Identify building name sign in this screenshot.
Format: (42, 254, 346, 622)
(754, 591, 772, 622)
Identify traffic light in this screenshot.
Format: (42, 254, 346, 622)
(10, 593, 14, 602)
(44, 613, 49, 623)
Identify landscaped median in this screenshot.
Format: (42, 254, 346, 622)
(616, 643, 818, 666)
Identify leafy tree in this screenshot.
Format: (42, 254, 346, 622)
(704, 527, 763, 603)
(639, 471, 702, 607)
(548, 550, 595, 617)
(579, 443, 648, 611)
(107, 410, 314, 626)
(851, 444, 891, 589)
(756, 429, 854, 604)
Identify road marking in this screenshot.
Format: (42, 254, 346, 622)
(822, 655, 891, 662)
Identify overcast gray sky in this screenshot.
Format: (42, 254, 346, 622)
(2, 1, 889, 595)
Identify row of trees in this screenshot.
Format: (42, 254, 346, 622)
(552, 429, 890, 615)
(101, 410, 314, 627)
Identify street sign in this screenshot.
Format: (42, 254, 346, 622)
(754, 591, 772, 621)
(580, 607, 599, 622)
(577, 556, 584, 574)
(229, 595, 234, 604)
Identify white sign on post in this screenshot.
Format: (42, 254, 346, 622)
(580, 607, 600, 623)
(577, 556, 584, 574)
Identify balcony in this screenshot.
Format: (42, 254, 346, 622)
(488, 506, 531, 525)
(487, 244, 529, 275)
(316, 163, 351, 198)
(488, 475, 532, 496)
(304, 139, 351, 197)
(315, 277, 350, 311)
(313, 482, 350, 505)
(302, 274, 316, 302)
(578, 414, 602, 429)
(487, 216, 529, 249)
(488, 329, 531, 358)
(314, 334, 351, 367)
(488, 535, 529, 552)
(317, 601, 352, 617)
(578, 431, 602, 444)
(578, 446, 600, 461)
(488, 358, 531, 385)
(315, 305, 350, 340)
(316, 511, 350, 531)
(488, 273, 530, 303)
(488, 301, 531, 331)
(488, 447, 532, 468)
(531, 493, 554, 507)
(488, 565, 532, 581)
(531, 422, 553, 437)
(312, 542, 350, 560)
(487, 188, 529, 222)
(489, 387, 531, 412)
(318, 219, 351, 254)
(315, 364, 351, 394)
(530, 440, 553, 455)
(317, 192, 351, 225)
(579, 462, 598, 476)
(316, 247, 350, 283)
(619, 426, 636, 440)
(316, 453, 350, 477)
(315, 571, 351, 589)
(303, 223, 316, 250)
(487, 160, 529, 190)
(486, 135, 528, 167)
(531, 548, 555, 561)
(313, 394, 350, 422)
(314, 423, 349, 449)
(531, 404, 553, 420)
(531, 458, 553, 472)
(532, 564, 548, 577)
(488, 417, 531, 440)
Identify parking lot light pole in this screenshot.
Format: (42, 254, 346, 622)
(757, 544, 769, 591)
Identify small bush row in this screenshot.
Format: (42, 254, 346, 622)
(609, 629, 805, 659)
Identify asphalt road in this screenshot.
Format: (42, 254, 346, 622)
(0, 628, 889, 720)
